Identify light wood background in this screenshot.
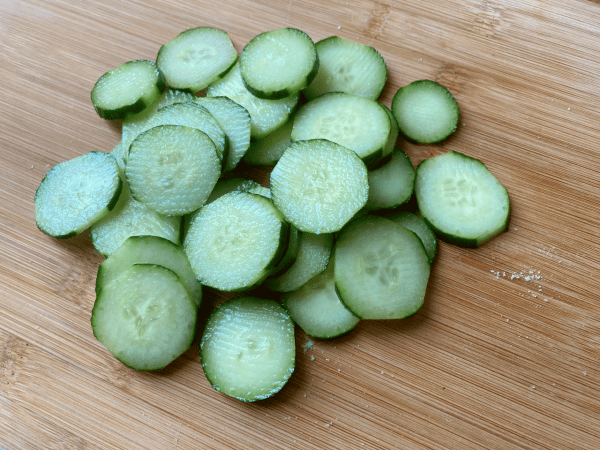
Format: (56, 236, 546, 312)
(2, 0, 600, 448)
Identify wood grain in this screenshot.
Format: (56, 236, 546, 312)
(2, 0, 600, 448)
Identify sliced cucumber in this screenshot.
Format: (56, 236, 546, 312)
(282, 262, 359, 339)
(95, 235, 202, 309)
(122, 89, 195, 151)
(200, 297, 295, 402)
(265, 232, 333, 292)
(334, 215, 430, 319)
(291, 92, 392, 168)
(92, 264, 196, 371)
(381, 104, 399, 159)
(144, 102, 228, 163)
(110, 140, 128, 172)
(387, 211, 437, 264)
(415, 151, 510, 248)
(304, 36, 387, 101)
(270, 139, 369, 234)
(35, 152, 122, 239)
(240, 28, 318, 100)
(243, 117, 294, 166)
(194, 96, 251, 172)
(184, 192, 289, 291)
(207, 63, 300, 138)
(126, 125, 221, 216)
(89, 184, 181, 258)
(156, 27, 238, 94)
(268, 226, 301, 278)
(365, 148, 415, 210)
(391, 80, 459, 144)
(91, 60, 166, 120)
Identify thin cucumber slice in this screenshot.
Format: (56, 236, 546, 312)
(110, 140, 128, 172)
(125, 125, 221, 216)
(269, 226, 301, 278)
(207, 63, 300, 139)
(200, 297, 295, 402)
(365, 148, 415, 210)
(35, 152, 122, 239)
(243, 117, 294, 166)
(304, 36, 387, 101)
(156, 27, 238, 94)
(95, 235, 202, 309)
(282, 261, 359, 339)
(387, 211, 437, 264)
(91, 60, 166, 120)
(391, 80, 459, 144)
(381, 104, 399, 159)
(334, 216, 430, 319)
(265, 232, 333, 292)
(415, 151, 510, 248)
(240, 28, 318, 100)
(90, 183, 181, 258)
(184, 192, 289, 291)
(194, 96, 251, 172)
(144, 102, 228, 163)
(92, 264, 196, 371)
(122, 89, 195, 151)
(291, 92, 392, 168)
(270, 139, 368, 234)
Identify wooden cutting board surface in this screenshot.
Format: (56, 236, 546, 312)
(1, 0, 600, 448)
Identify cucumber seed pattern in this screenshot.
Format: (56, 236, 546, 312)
(361, 244, 403, 289)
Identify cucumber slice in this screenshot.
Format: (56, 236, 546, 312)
(282, 262, 359, 339)
(365, 148, 415, 210)
(122, 89, 195, 151)
(92, 264, 196, 371)
(240, 28, 318, 100)
(95, 235, 202, 309)
(415, 151, 510, 248)
(391, 80, 459, 144)
(126, 125, 221, 216)
(291, 92, 392, 168)
(243, 117, 294, 166)
(35, 152, 122, 239)
(156, 27, 238, 94)
(387, 211, 437, 264)
(207, 63, 300, 139)
(144, 102, 228, 163)
(90, 183, 181, 258)
(184, 192, 289, 291)
(304, 36, 387, 101)
(381, 104, 399, 159)
(194, 96, 251, 172)
(269, 226, 301, 278)
(334, 215, 430, 319)
(110, 140, 128, 172)
(270, 139, 369, 234)
(265, 232, 333, 292)
(200, 297, 295, 402)
(91, 60, 166, 120)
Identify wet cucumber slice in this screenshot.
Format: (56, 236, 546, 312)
(240, 28, 319, 100)
(415, 151, 510, 247)
(35, 151, 122, 239)
(200, 297, 295, 402)
(91, 60, 166, 120)
(334, 216, 430, 319)
(92, 264, 196, 371)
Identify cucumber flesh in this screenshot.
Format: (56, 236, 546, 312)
(391, 80, 459, 144)
(282, 262, 359, 339)
(243, 117, 294, 166)
(387, 211, 437, 264)
(270, 139, 369, 234)
(35, 152, 122, 239)
(304, 36, 387, 101)
(365, 147, 415, 210)
(415, 151, 510, 247)
(90, 183, 181, 258)
(200, 297, 295, 402)
(95, 235, 202, 309)
(156, 27, 238, 94)
(92, 264, 196, 371)
(91, 60, 166, 120)
(334, 216, 430, 319)
(240, 28, 318, 100)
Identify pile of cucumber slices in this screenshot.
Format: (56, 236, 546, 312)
(34, 26, 510, 402)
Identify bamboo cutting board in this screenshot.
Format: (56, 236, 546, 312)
(1, 0, 600, 448)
